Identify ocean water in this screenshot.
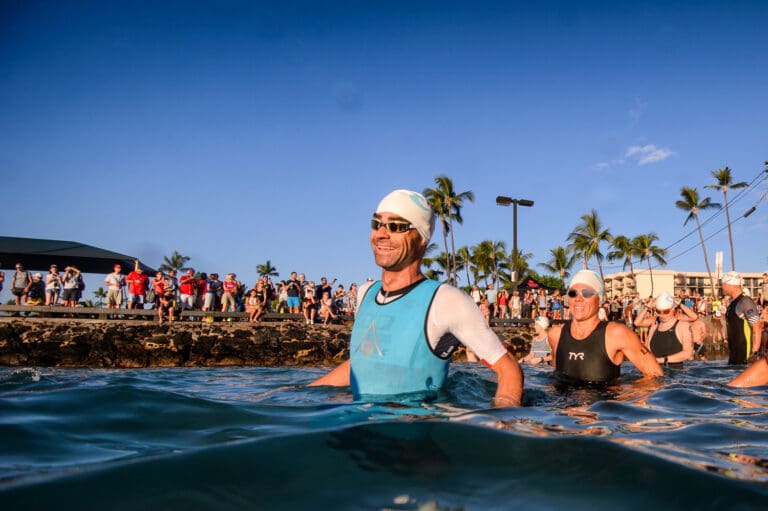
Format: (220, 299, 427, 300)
(1, 362, 767, 510)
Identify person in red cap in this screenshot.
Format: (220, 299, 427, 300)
(104, 264, 126, 310)
(179, 269, 198, 313)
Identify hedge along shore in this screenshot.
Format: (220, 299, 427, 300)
(0, 317, 533, 368)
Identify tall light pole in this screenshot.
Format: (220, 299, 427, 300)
(496, 196, 534, 287)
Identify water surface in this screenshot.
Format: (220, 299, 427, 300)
(1, 362, 766, 510)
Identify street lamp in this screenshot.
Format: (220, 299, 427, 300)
(496, 195, 534, 287)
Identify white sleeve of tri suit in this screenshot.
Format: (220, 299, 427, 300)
(427, 285, 508, 366)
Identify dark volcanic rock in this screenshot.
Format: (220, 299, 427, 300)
(0, 318, 535, 368)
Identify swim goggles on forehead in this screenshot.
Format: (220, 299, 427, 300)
(370, 218, 414, 233)
(567, 288, 598, 298)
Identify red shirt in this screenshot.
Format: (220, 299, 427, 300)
(126, 271, 149, 295)
(179, 275, 197, 295)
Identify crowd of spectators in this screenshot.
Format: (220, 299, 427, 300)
(3, 260, 767, 336)
(0, 261, 358, 325)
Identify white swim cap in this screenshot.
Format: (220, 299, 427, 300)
(721, 271, 741, 286)
(567, 270, 604, 299)
(534, 316, 550, 329)
(375, 189, 435, 242)
(655, 292, 675, 311)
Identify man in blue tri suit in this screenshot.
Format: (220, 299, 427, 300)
(309, 189, 523, 407)
(548, 269, 663, 384)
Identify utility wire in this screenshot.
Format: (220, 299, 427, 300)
(600, 166, 768, 273)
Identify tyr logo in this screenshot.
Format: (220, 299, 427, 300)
(568, 352, 585, 361)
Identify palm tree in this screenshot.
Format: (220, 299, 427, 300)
(538, 246, 577, 285)
(423, 175, 475, 286)
(421, 243, 449, 282)
(159, 250, 191, 272)
(567, 210, 612, 282)
(472, 240, 507, 287)
(676, 187, 721, 297)
(607, 235, 639, 278)
(633, 233, 668, 296)
(455, 246, 473, 287)
(509, 247, 533, 284)
(92, 287, 107, 308)
(256, 260, 279, 278)
(705, 166, 748, 271)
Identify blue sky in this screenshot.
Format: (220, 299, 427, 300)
(2, 1, 766, 291)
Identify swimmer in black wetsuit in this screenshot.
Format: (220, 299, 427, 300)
(548, 270, 663, 385)
(634, 292, 698, 366)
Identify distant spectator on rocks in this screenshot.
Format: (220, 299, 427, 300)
(496, 288, 509, 319)
(303, 281, 317, 324)
(61, 266, 82, 307)
(470, 284, 482, 306)
(150, 271, 165, 309)
(333, 284, 347, 314)
(195, 272, 208, 309)
(319, 290, 338, 324)
(25, 273, 45, 305)
(346, 283, 358, 319)
(276, 281, 288, 313)
(203, 273, 221, 312)
(126, 264, 149, 309)
(11, 263, 32, 305)
(179, 269, 198, 311)
(537, 290, 548, 318)
(285, 272, 302, 314)
(221, 273, 238, 313)
(760, 272, 768, 307)
(0, 264, 4, 299)
(245, 284, 266, 322)
(104, 264, 126, 310)
(486, 283, 497, 318)
(298, 273, 309, 297)
(166, 269, 179, 303)
(154, 272, 176, 323)
(510, 289, 522, 321)
(550, 289, 562, 320)
(45, 265, 62, 305)
(478, 293, 491, 323)
(314, 277, 336, 304)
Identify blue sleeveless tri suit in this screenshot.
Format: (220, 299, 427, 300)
(350, 279, 451, 399)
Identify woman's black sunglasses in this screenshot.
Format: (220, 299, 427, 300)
(567, 288, 598, 298)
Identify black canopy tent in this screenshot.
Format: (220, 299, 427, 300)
(516, 274, 559, 292)
(0, 236, 155, 274)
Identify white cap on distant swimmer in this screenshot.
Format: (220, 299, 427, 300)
(721, 271, 742, 286)
(375, 189, 435, 242)
(534, 316, 550, 329)
(655, 292, 675, 311)
(567, 269, 604, 299)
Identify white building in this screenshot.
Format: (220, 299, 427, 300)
(604, 269, 765, 299)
